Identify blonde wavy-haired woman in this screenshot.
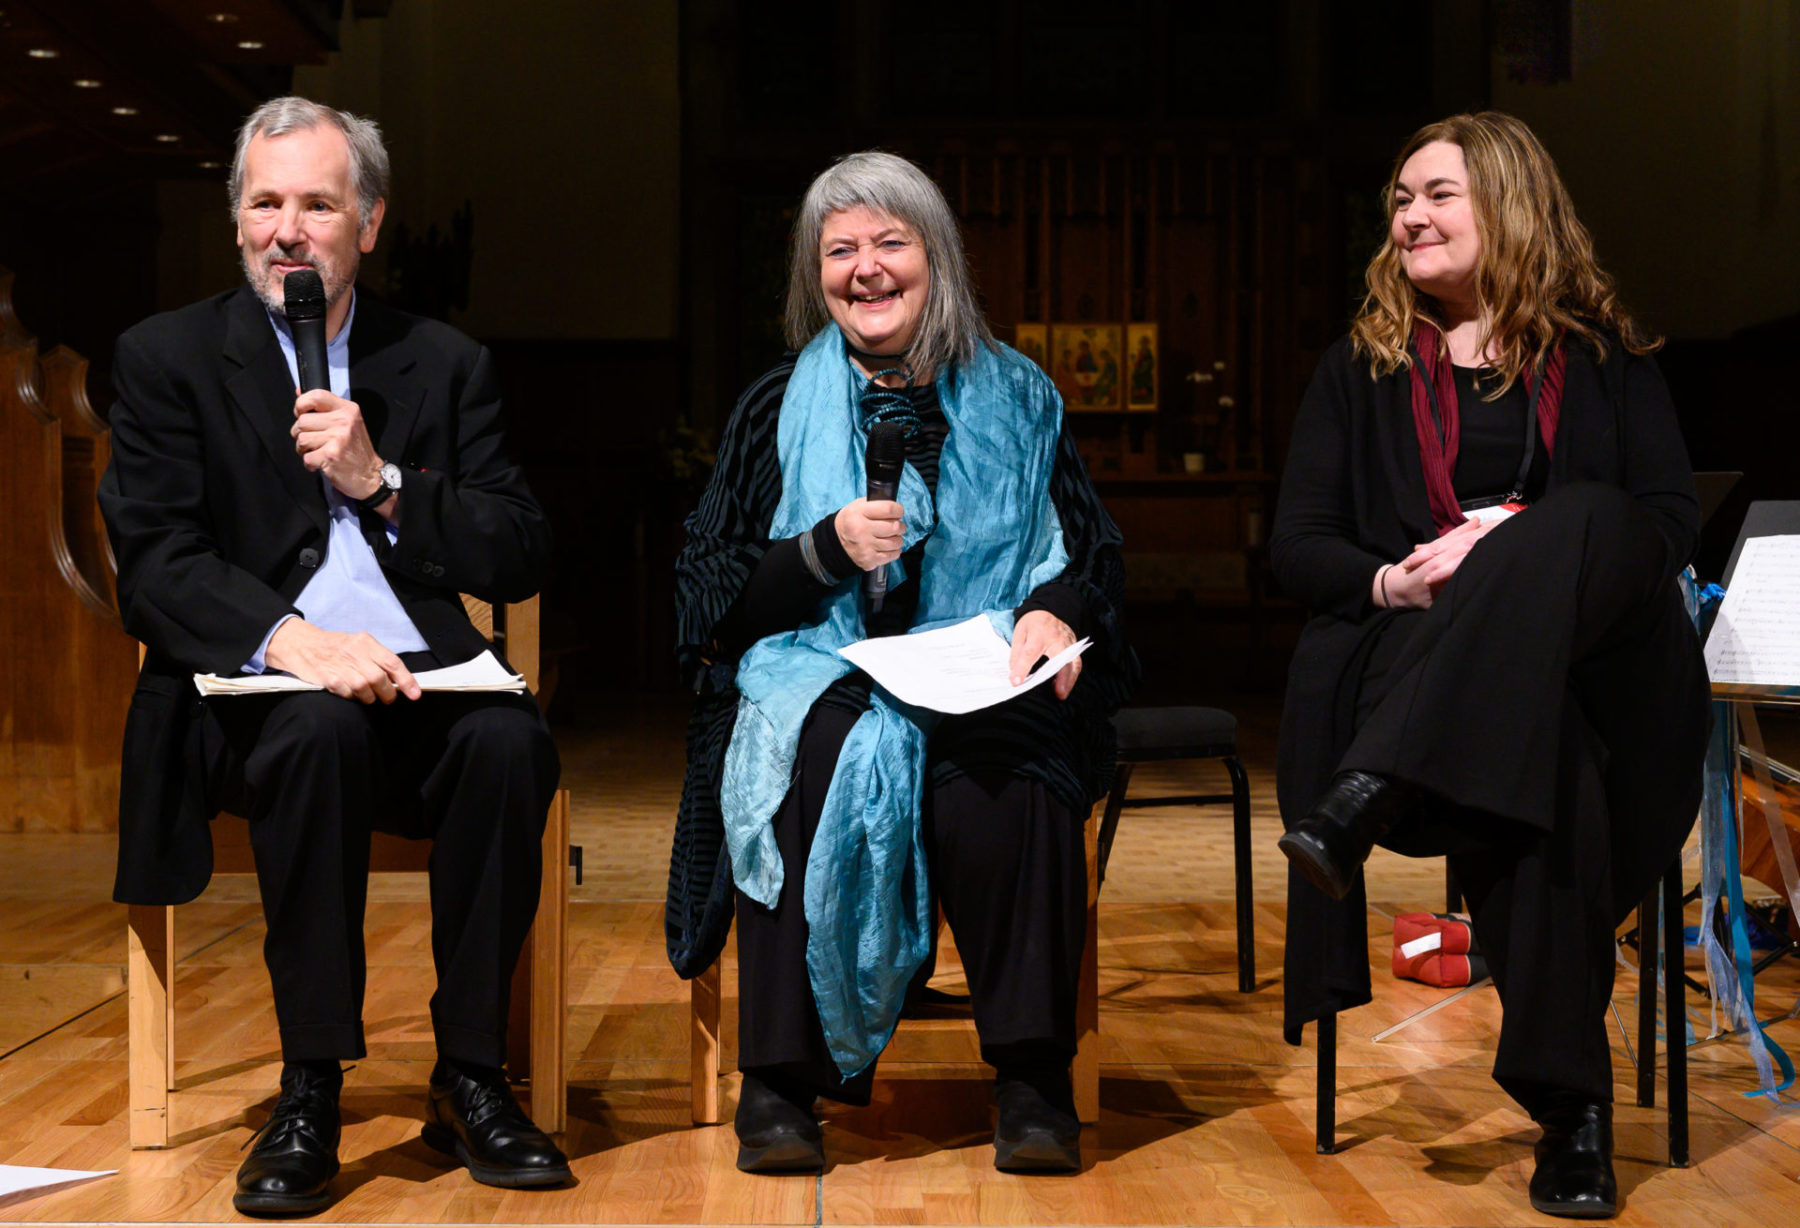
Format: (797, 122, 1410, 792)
(1271, 112, 1709, 1219)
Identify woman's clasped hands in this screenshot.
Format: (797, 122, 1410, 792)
(1377, 515, 1505, 609)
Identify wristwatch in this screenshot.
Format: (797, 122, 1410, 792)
(355, 461, 402, 514)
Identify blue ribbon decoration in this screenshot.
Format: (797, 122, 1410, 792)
(1687, 575, 1794, 1099)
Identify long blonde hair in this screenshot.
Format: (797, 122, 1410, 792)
(1350, 111, 1659, 392)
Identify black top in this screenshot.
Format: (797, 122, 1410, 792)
(1451, 365, 1548, 503)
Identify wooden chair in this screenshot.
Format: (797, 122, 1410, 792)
(689, 805, 1105, 1125)
(125, 596, 569, 1148)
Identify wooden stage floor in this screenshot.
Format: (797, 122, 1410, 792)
(3, 695, 1799, 1226)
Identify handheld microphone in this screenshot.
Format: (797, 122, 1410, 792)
(863, 421, 907, 613)
(282, 269, 330, 394)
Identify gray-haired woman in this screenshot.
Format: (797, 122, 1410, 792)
(670, 151, 1138, 1174)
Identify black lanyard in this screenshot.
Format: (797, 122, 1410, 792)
(1417, 352, 1543, 503)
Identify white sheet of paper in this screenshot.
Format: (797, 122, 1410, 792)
(1705, 536, 1800, 688)
(412, 649, 529, 692)
(194, 648, 526, 697)
(837, 614, 1090, 715)
(0, 1164, 114, 1205)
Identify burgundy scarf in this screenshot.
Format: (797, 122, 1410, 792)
(1408, 323, 1567, 535)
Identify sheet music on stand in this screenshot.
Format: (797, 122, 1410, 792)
(1704, 534, 1800, 698)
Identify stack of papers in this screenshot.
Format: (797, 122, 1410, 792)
(194, 649, 527, 697)
(837, 615, 1090, 715)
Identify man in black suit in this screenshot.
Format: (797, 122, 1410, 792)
(99, 96, 569, 1214)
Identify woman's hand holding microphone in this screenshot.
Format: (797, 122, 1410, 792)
(835, 498, 906, 571)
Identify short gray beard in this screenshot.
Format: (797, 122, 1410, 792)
(243, 244, 356, 316)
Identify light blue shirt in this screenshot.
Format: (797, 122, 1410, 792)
(244, 293, 429, 672)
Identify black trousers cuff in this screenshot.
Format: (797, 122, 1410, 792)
(433, 1018, 508, 1069)
(743, 1058, 876, 1108)
(279, 1022, 366, 1064)
(982, 1036, 1077, 1073)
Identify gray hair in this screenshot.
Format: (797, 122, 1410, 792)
(229, 96, 390, 228)
(784, 150, 994, 377)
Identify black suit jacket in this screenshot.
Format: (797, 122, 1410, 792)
(99, 285, 551, 905)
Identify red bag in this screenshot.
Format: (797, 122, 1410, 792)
(1392, 912, 1489, 987)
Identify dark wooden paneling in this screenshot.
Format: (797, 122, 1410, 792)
(0, 269, 136, 832)
(901, 138, 1332, 489)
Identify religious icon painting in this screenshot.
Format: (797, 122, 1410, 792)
(1050, 322, 1124, 411)
(1014, 323, 1048, 372)
(1125, 322, 1158, 412)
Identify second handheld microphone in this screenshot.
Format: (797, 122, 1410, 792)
(863, 421, 907, 613)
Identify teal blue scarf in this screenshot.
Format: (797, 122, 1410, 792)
(720, 325, 1068, 1076)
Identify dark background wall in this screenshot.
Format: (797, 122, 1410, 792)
(3, 0, 1796, 722)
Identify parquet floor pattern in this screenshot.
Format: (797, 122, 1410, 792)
(3, 695, 1799, 1226)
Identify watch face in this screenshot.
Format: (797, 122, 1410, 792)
(381, 462, 402, 491)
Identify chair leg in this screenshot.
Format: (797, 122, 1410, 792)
(1074, 805, 1101, 1123)
(1636, 885, 1660, 1110)
(531, 790, 569, 1134)
(508, 944, 532, 1081)
(1444, 863, 1462, 914)
(691, 961, 722, 1125)
(509, 790, 569, 1133)
(127, 904, 174, 1150)
(1074, 894, 1101, 1124)
(1225, 755, 1254, 992)
(1663, 861, 1689, 1167)
(1315, 1011, 1337, 1154)
(1095, 762, 1133, 887)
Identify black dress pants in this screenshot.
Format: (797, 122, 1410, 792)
(734, 703, 1087, 1104)
(202, 663, 559, 1067)
(1341, 483, 1710, 1109)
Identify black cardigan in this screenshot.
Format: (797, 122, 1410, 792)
(665, 357, 1140, 977)
(1269, 333, 1699, 1043)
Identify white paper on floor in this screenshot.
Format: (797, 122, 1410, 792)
(0, 1164, 115, 1206)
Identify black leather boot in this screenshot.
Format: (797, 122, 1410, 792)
(1277, 770, 1417, 899)
(233, 1062, 342, 1216)
(734, 1071, 824, 1173)
(1529, 1095, 1617, 1218)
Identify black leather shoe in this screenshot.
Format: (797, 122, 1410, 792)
(1529, 1096, 1617, 1218)
(1278, 770, 1417, 900)
(233, 1064, 342, 1216)
(423, 1062, 572, 1188)
(993, 1077, 1080, 1173)
(734, 1072, 824, 1173)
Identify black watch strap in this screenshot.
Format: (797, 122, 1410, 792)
(355, 465, 400, 514)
